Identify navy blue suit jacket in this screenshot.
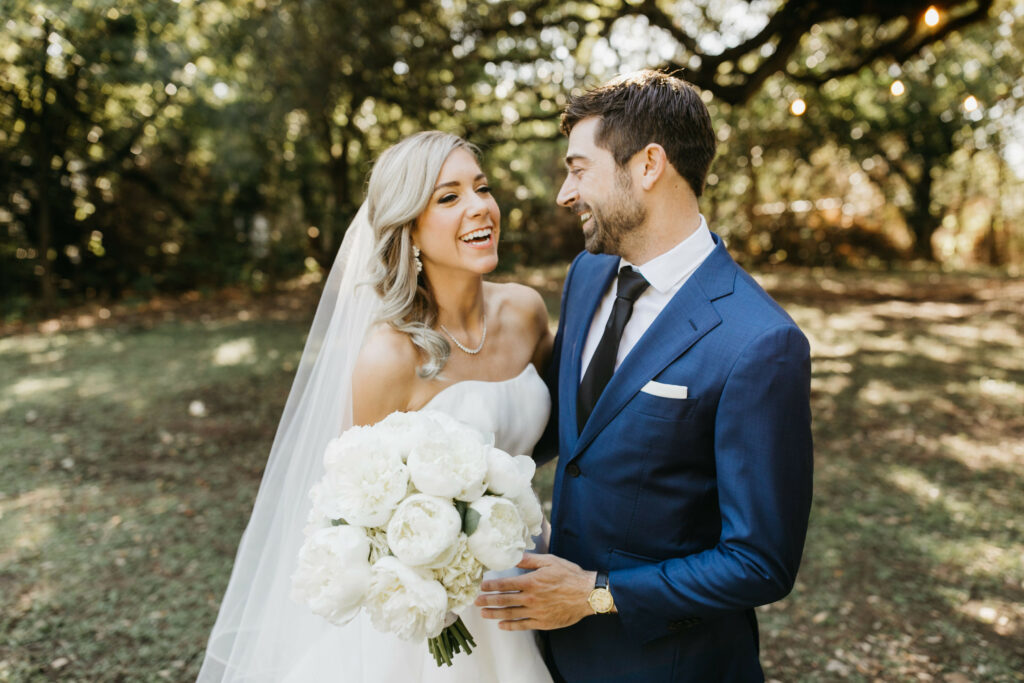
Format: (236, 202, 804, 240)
(542, 236, 813, 682)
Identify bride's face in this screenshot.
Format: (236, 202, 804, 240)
(412, 148, 500, 277)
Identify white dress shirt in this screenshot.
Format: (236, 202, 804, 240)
(580, 215, 716, 380)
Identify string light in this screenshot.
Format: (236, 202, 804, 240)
(790, 98, 807, 116)
(890, 80, 905, 97)
(963, 95, 979, 112)
(924, 6, 940, 27)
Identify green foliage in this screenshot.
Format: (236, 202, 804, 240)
(702, 1, 1024, 266)
(2, 0, 1021, 313)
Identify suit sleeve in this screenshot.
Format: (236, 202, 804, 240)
(609, 323, 814, 644)
(533, 252, 584, 467)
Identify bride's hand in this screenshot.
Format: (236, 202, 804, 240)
(475, 553, 597, 631)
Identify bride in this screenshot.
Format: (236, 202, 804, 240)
(197, 131, 554, 682)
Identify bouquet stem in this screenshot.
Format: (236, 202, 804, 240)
(428, 616, 476, 667)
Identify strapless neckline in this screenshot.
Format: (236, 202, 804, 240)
(421, 363, 539, 411)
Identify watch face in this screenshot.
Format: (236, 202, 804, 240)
(588, 588, 614, 613)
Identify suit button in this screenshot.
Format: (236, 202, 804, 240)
(566, 462, 581, 477)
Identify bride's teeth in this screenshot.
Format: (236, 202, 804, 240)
(460, 228, 492, 242)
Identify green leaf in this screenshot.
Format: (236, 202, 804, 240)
(331, 518, 348, 526)
(463, 508, 481, 536)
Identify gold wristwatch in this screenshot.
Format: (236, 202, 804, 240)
(587, 571, 614, 614)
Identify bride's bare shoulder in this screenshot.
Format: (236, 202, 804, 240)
(352, 324, 419, 423)
(486, 281, 553, 368)
(488, 281, 549, 334)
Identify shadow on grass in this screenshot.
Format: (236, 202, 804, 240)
(761, 280, 1024, 680)
(1, 269, 1022, 681)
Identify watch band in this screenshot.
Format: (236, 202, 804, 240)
(595, 570, 609, 590)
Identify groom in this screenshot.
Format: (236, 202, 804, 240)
(476, 71, 814, 681)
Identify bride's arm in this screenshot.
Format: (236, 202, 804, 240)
(528, 288, 554, 372)
(351, 324, 419, 426)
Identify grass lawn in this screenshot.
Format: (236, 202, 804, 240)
(1, 268, 1022, 682)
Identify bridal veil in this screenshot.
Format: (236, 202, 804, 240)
(197, 205, 379, 681)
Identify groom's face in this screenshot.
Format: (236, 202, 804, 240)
(557, 117, 646, 256)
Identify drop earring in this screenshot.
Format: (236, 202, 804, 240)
(412, 245, 423, 274)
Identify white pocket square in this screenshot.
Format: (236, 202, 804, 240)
(640, 381, 688, 399)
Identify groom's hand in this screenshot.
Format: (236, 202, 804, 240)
(475, 553, 598, 631)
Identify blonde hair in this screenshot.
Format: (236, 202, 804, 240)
(366, 131, 478, 379)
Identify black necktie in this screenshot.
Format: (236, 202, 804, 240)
(577, 266, 650, 432)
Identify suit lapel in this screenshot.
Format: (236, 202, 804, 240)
(572, 237, 736, 457)
(565, 255, 619, 445)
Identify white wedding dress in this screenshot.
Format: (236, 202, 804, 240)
(281, 363, 554, 682)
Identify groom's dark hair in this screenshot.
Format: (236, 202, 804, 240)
(561, 70, 717, 197)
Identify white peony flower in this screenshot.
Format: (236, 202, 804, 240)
(509, 488, 543, 549)
(290, 525, 372, 626)
(484, 447, 536, 497)
(311, 429, 408, 527)
(374, 411, 434, 461)
(466, 496, 527, 570)
(365, 525, 391, 564)
(434, 534, 484, 612)
(422, 410, 492, 447)
(365, 556, 448, 641)
(303, 502, 333, 536)
(386, 494, 461, 568)
(406, 413, 488, 501)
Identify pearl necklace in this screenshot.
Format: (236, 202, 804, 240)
(440, 314, 487, 355)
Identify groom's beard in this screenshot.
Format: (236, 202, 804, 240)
(582, 170, 647, 256)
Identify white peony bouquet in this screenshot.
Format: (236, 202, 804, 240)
(291, 409, 543, 666)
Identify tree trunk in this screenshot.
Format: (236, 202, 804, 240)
(35, 173, 57, 312)
(35, 34, 57, 313)
(908, 167, 938, 261)
(986, 152, 1007, 266)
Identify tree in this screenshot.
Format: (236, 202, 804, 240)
(0, 1, 202, 308)
(0, 0, 1011, 311)
(785, 2, 1023, 260)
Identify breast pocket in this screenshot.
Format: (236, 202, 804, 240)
(626, 391, 701, 421)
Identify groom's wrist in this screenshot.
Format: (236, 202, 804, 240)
(586, 569, 616, 615)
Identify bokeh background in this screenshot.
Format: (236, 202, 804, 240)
(2, 1, 1022, 680)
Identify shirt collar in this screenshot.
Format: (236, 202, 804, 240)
(620, 215, 715, 294)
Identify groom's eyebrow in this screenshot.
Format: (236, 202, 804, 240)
(564, 154, 588, 167)
(433, 173, 487, 192)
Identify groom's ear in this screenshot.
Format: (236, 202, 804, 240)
(636, 143, 668, 191)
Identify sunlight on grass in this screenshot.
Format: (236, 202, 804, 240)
(811, 373, 853, 395)
(2, 271, 1021, 680)
(28, 348, 67, 364)
(818, 309, 888, 333)
(939, 432, 1024, 469)
(857, 379, 923, 407)
(74, 368, 119, 399)
(212, 337, 257, 366)
(943, 539, 1022, 582)
(885, 466, 1022, 583)
(0, 486, 63, 564)
(0, 334, 71, 354)
(7, 376, 73, 397)
(887, 466, 943, 503)
(960, 600, 1020, 637)
(978, 377, 1023, 399)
